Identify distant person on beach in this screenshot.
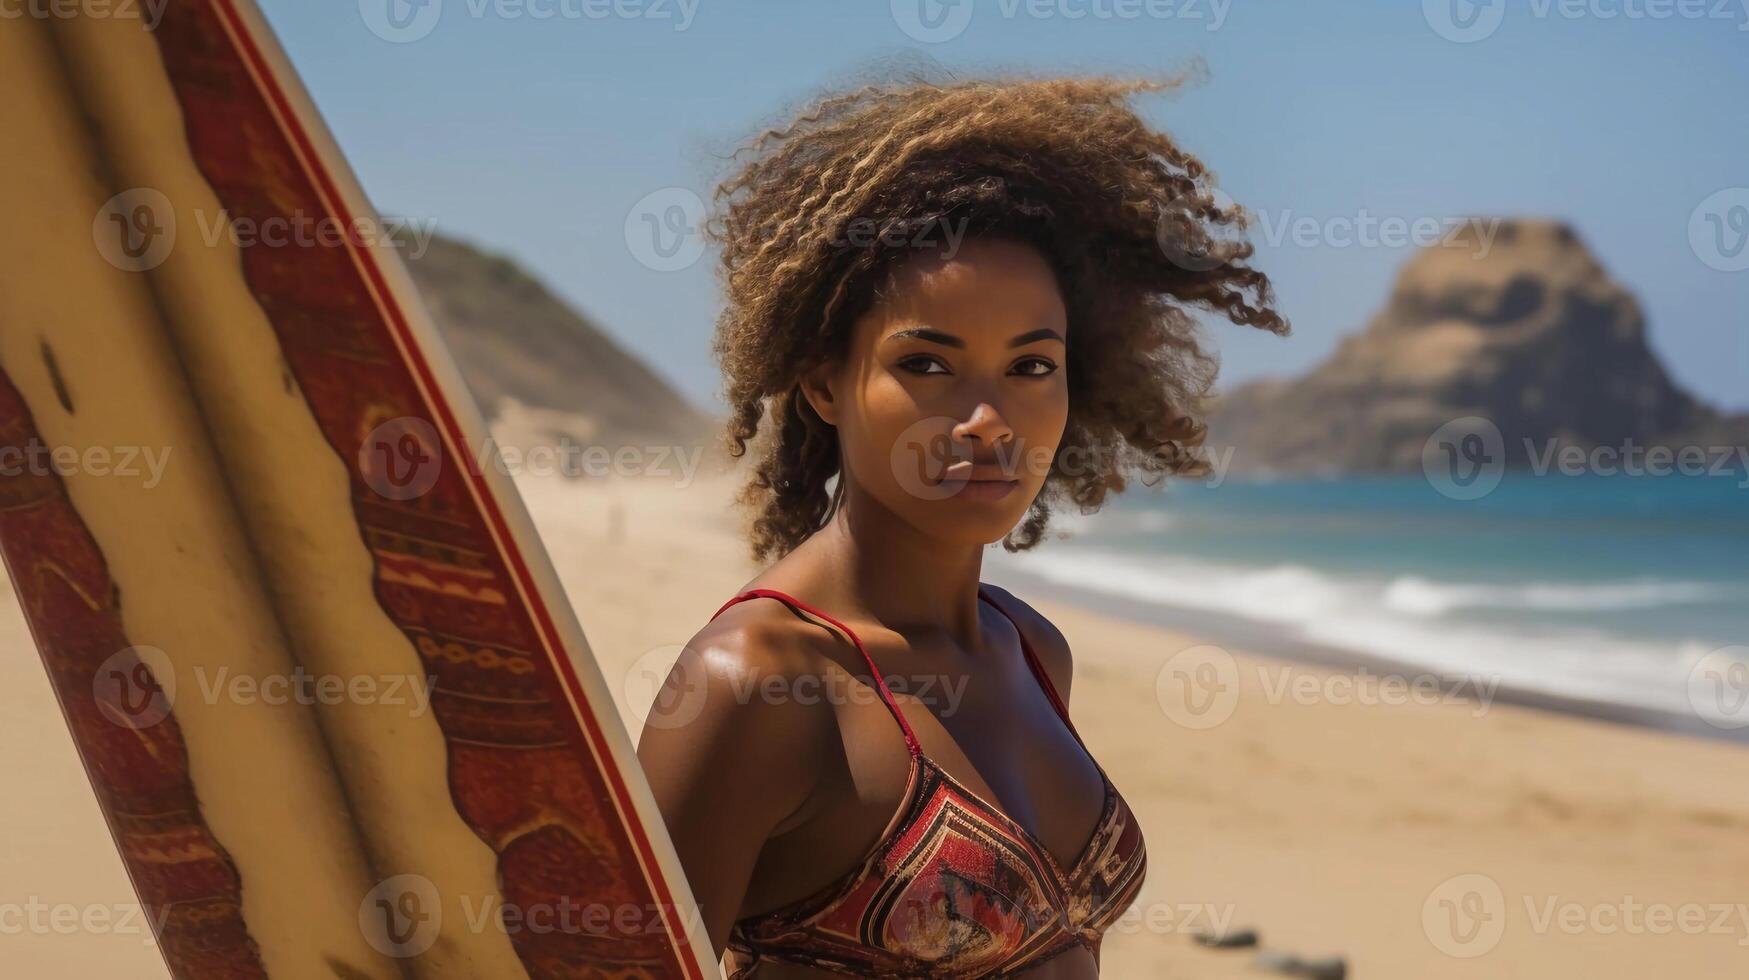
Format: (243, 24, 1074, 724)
(638, 71, 1287, 977)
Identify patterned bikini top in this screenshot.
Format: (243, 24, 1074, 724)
(711, 586, 1148, 978)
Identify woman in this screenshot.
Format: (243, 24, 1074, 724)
(638, 72, 1287, 977)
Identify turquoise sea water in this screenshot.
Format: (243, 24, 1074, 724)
(991, 473, 1749, 719)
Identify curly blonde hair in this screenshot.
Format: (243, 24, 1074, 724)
(708, 69, 1289, 563)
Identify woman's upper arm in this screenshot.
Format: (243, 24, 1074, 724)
(634, 616, 835, 957)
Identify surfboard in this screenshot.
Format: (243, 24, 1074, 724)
(0, 3, 715, 977)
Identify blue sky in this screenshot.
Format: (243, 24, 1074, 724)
(260, 1, 1749, 414)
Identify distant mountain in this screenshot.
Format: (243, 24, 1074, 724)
(401, 233, 715, 449)
(1208, 218, 1749, 474)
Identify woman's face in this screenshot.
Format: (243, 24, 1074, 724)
(803, 237, 1070, 547)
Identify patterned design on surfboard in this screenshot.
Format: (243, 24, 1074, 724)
(0, 370, 269, 979)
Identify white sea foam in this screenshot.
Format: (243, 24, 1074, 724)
(1381, 577, 1729, 617)
(992, 545, 1727, 718)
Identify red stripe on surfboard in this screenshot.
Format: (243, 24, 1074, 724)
(204, 3, 707, 973)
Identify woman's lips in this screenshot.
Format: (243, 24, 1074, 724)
(952, 477, 1020, 501)
(938, 460, 1021, 500)
(941, 460, 1016, 482)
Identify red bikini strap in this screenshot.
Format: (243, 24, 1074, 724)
(978, 587, 1081, 741)
(709, 588, 923, 757)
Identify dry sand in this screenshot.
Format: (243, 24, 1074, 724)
(5, 470, 1748, 977)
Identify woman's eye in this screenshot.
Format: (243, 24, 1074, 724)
(899, 356, 951, 375)
(1012, 357, 1058, 377)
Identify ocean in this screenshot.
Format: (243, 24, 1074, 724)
(988, 473, 1749, 729)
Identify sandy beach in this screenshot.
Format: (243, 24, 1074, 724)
(5, 468, 1749, 977)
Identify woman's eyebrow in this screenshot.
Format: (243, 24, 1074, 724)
(1009, 327, 1065, 347)
(886, 327, 964, 348)
(886, 326, 1065, 348)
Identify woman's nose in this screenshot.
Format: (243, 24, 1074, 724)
(952, 401, 1014, 449)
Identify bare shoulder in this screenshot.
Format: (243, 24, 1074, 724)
(981, 583, 1075, 703)
(645, 597, 848, 758)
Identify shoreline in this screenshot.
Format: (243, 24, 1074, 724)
(984, 562, 1749, 748)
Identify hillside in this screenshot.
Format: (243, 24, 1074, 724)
(1207, 218, 1748, 474)
(400, 233, 715, 450)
